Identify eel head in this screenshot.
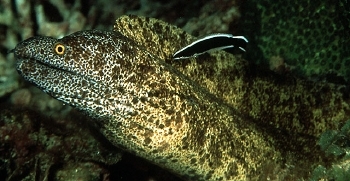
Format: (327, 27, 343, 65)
(12, 29, 154, 119)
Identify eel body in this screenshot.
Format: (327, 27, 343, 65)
(12, 15, 350, 180)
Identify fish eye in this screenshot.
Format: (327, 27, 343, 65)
(54, 43, 65, 55)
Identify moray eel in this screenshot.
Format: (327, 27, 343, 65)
(12, 15, 350, 180)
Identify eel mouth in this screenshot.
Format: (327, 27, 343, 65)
(16, 55, 76, 76)
(34, 58, 75, 74)
(10, 40, 75, 76)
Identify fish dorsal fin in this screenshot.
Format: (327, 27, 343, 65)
(114, 15, 195, 60)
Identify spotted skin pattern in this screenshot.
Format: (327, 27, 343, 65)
(12, 15, 350, 180)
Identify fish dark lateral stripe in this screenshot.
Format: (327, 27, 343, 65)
(172, 34, 248, 59)
(12, 15, 350, 180)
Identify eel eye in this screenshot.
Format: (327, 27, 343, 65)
(54, 43, 65, 55)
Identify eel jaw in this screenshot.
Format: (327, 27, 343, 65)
(13, 50, 103, 105)
(12, 47, 75, 78)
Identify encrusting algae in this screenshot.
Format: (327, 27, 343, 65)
(11, 15, 350, 180)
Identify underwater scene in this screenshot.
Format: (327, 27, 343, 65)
(0, 0, 350, 180)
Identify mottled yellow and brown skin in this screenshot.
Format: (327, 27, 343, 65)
(12, 15, 350, 180)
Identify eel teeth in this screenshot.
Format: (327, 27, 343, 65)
(173, 33, 248, 60)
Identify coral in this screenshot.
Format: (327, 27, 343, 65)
(54, 162, 109, 181)
(318, 122, 350, 157)
(0, 53, 19, 97)
(310, 120, 350, 181)
(268, 55, 295, 74)
(182, 0, 241, 36)
(0, 107, 122, 180)
(9, 88, 31, 107)
(240, 0, 350, 82)
(10, 87, 72, 119)
(339, 0, 350, 30)
(0, 0, 89, 98)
